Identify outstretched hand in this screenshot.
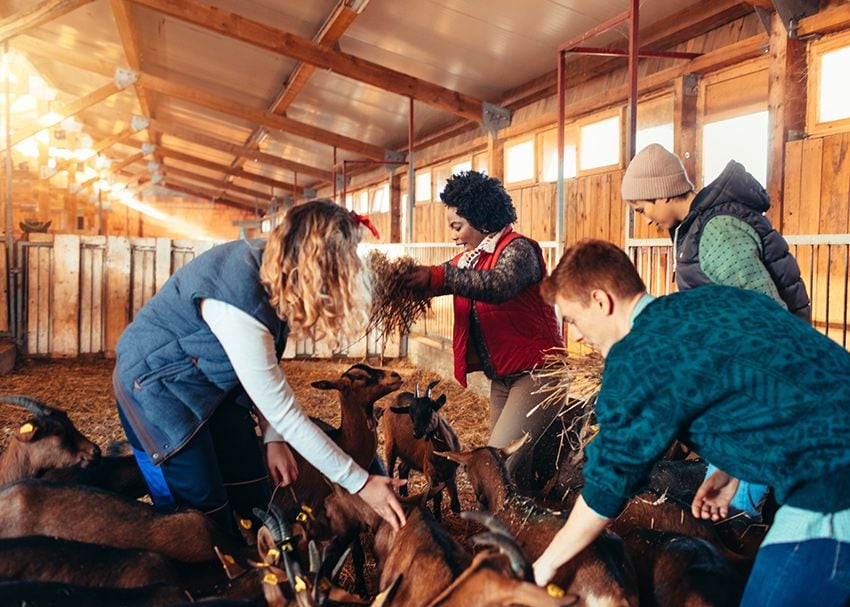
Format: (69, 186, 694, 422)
(357, 474, 407, 531)
(691, 468, 739, 521)
(403, 266, 431, 290)
(265, 441, 299, 487)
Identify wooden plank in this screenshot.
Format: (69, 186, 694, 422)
(798, 138, 823, 235)
(26, 246, 40, 355)
(51, 235, 80, 358)
(520, 188, 534, 237)
(0, 246, 7, 333)
(819, 133, 850, 235)
(90, 245, 105, 354)
(79, 247, 92, 354)
(105, 236, 131, 357)
(609, 172, 625, 248)
(154, 238, 172, 293)
(564, 179, 578, 247)
(782, 139, 803, 235)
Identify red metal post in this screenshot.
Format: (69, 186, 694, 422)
(627, 0, 640, 161)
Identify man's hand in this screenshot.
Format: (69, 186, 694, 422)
(357, 475, 407, 531)
(533, 555, 559, 586)
(403, 265, 432, 290)
(691, 468, 739, 521)
(265, 441, 299, 487)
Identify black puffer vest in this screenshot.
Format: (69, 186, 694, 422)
(673, 161, 811, 322)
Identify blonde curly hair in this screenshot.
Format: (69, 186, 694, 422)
(259, 199, 371, 347)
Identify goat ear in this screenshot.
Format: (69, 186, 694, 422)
(374, 406, 385, 421)
(214, 545, 246, 580)
(311, 379, 339, 391)
(389, 406, 410, 414)
(435, 450, 472, 465)
(500, 432, 531, 458)
(256, 527, 279, 566)
(432, 394, 447, 410)
(14, 419, 42, 443)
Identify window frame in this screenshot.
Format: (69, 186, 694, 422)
(807, 30, 850, 136)
(502, 135, 536, 186)
(576, 108, 623, 176)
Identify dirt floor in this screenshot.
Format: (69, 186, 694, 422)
(0, 355, 491, 509)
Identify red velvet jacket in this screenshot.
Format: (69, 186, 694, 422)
(429, 229, 563, 387)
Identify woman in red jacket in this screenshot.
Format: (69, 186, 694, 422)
(406, 171, 563, 489)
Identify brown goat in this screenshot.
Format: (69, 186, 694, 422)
(0, 480, 246, 564)
(440, 442, 640, 607)
(0, 395, 100, 485)
(40, 454, 148, 499)
(284, 364, 402, 511)
(323, 486, 472, 607)
(383, 380, 461, 520)
(0, 580, 190, 607)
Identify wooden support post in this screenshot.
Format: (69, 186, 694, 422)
(487, 132, 504, 182)
(767, 10, 807, 231)
(390, 172, 401, 244)
(673, 74, 699, 185)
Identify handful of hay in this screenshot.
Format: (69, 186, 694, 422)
(531, 348, 604, 450)
(366, 250, 431, 341)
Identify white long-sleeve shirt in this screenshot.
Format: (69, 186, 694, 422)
(200, 298, 369, 494)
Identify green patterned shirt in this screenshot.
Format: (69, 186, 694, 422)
(582, 285, 850, 519)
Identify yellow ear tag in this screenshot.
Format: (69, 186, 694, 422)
(222, 553, 235, 565)
(293, 576, 307, 592)
(263, 573, 279, 585)
(280, 542, 293, 553)
(296, 512, 308, 523)
(265, 548, 280, 563)
(19, 423, 34, 434)
(239, 518, 253, 530)
(301, 504, 314, 517)
(546, 584, 565, 598)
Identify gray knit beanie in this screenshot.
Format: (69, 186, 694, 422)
(621, 144, 694, 201)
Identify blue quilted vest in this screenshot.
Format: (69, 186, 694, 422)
(114, 239, 288, 464)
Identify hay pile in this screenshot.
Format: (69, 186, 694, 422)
(366, 250, 431, 343)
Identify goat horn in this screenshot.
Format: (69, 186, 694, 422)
(308, 540, 321, 575)
(471, 531, 532, 581)
(270, 503, 296, 543)
(425, 380, 440, 398)
(415, 384, 420, 398)
(460, 510, 513, 539)
(252, 507, 282, 542)
(0, 395, 57, 416)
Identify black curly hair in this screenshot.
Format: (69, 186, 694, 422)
(439, 170, 517, 233)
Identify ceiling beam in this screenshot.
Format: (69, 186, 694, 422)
(138, 72, 389, 160)
(53, 127, 136, 176)
(0, 0, 94, 43)
(797, 2, 850, 37)
(229, 0, 366, 175)
(127, 0, 487, 123)
(109, 0, 159, 157)
(158, 146, 303, 193)
(4, 81, 124, 150)
(162, 180, 258, 212)
(147, 117, 332, 181)
(162, 164, 287, 200)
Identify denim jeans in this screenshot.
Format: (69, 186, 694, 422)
(740, 538, 850, 606)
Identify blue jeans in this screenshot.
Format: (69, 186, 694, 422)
(741, 538, 850, 606)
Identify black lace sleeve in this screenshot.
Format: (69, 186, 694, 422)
(442, 238, 543, 303)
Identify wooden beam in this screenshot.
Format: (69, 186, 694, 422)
(109, 0, 157, 150)
(230, 0, 364, 174)
(138, 72, 388, 160)
(53, 127, 136, 176)
(162, 164, 287, 200)
(158, 146, 303, 193)
(147, 117, 332, 180)
(4, 81, 123, 150)
(673, 75, 699, 182)
(767, 10, 807, 230)
(127, 0, 487, 123)
(0, 0, 94, 43)
(797, 2, 850, 37)
(162, 180, 257, 212)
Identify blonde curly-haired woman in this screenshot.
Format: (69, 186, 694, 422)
(114, 199, 405, 535)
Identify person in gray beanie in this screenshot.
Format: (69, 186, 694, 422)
(621, 143, 811, 520)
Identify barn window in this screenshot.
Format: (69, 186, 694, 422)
(636, 94, 674, 153)
(702, 111, 769, 187)
(434, 164, 453, 199)
(371, 184, 390, 213)
(808, 32, 850, 133)
(415, 171, 432, 203)
(504, 137, 535, 184)
(473, 152, 489, 175)
(357, 190, 369, 213)
(451, 159, 472, 175)
(579, 113, 620, 171)
(539, 126, 577, 182)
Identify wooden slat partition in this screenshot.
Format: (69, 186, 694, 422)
(0, 247, 8, 333)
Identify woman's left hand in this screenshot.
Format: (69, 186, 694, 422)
(265, 441, 299, 487)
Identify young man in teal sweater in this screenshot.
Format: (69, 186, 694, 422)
(533, 240, 850, 607)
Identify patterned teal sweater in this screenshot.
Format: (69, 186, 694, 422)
(582, 285, 850, 519)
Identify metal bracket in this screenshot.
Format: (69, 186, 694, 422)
(788, 129, 806, 141)
(335, 174, 350, 191)
(114, 68, 139, 90)
(384, 149, 405, 171)
(771, 0, 819, 38)
(754, 6, 773, 35)
(682, 74, 699, 97)
(302, 187, 317, 200)
(481, 102, 512, 135)
(132, 116, 151, 133)
(141, 142, 156, 156)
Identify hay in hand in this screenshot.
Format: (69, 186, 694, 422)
(531, 348, 604, 451)
(367, 250, 431, 342)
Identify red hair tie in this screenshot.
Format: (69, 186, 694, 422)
(350, 210, 380, 240)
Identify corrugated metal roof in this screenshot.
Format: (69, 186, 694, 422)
(0, 0, 716, 205)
